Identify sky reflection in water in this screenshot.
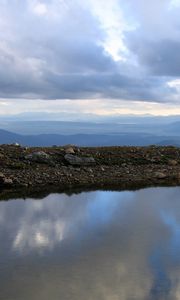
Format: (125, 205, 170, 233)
(0, 188, 180, 300)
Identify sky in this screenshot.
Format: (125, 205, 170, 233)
(0, 0, 180, 118)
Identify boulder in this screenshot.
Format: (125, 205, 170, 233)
(25, 151, 52, 164)
(64, 154, 95, 166)
(65, 147, 75, 154)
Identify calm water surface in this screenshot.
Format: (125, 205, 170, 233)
(0, 187, 180, 300)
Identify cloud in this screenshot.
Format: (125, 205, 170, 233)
(123, 0, 180, 77)
(126, 37, 180, 77)
(32, 2, 48, 16)
(0, 0, 118, 99)
(43, 72, 174, 102)
(1, 188, 180, 299)
(0, 0, 179, 105)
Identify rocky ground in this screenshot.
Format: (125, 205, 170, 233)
(0, 144, 180, 197)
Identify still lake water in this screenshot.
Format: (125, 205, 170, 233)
(0, 187, 180, 300)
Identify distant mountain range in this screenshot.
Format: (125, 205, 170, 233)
(0, 128, 180, 147)
(0, 119, 180, 136)
(0, 114, 180, 146)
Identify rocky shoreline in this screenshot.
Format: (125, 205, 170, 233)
(0, 144, 180, 198)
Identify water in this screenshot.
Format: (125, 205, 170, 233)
(0, 187, 180, 300)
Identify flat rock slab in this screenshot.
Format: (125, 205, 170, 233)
(65, 154, 95, 166)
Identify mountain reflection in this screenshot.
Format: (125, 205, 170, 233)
(0, 188, 180, 300)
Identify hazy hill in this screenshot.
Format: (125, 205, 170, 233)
(0, 128, 180, 147)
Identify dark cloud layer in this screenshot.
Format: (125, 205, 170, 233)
(126, 38, 180, 76)
(0, 0, 180, 103)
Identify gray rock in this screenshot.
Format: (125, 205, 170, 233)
(154, 172, 167, 179)
(0, 172, 5, 178)
(0, 173, 13, 185)
(3, 178, 13, 185)
(100, 166, 105, 171)
(64, 154, 95, 166)
(25, 151, 52, 164)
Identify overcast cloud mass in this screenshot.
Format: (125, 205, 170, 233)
(0, 0, 180, 115)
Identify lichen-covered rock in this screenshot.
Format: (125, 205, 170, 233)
(25, 151, 51, 164)
(64, 154, 95, 166)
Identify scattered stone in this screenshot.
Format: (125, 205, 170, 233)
(168, 159, 178, 166)
(1, 144, 180, 192)
(89, 174, 94, 177)
(0, 173, 13, 186)
(3, 178, 13, 185)
(64, 154, 95, 166)
(121, 163, 127, 167)
(154, 172, 167, 179)
(20, 183, 28, 187)
(65, 147, 75, 154)
(0, 172, 5, 178)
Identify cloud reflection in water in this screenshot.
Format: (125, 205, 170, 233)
(0, 188, 180, 299)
